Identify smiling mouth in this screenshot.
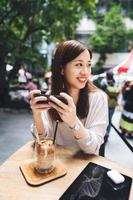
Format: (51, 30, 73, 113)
(77, 77, 88, 82)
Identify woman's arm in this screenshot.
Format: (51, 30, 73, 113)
(72, 91, 108, 154)
(29, 90, 51, 139)
(48, 91, 108, 155)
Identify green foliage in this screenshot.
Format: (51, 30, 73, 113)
(0, 0, 95, 78)
(95, 0, 133, 20)
(88, 4, 130, 71)
(89, 5, 127, 53)
(127, 29, 133, 50)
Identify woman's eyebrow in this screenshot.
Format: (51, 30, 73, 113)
(73, 59, 91, 62)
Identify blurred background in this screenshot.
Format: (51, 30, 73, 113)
(0, 0, 133, 109)
(0, 0, 133, 166)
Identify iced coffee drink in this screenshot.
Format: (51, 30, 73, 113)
(35, 138, 55, 174)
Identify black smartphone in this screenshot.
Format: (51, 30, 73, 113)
(34, 93, 68, 105)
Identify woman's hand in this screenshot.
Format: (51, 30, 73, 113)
(29, 90, 51, 113)
(49, 92, 78, 127)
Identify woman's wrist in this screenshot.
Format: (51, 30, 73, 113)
(33, 111, 45, 139)
(32, 108, 42, 116)
(69, 117, 81, 129)
(69, 119, 88, 140)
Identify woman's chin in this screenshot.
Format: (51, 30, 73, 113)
(78, 82, 87, 88)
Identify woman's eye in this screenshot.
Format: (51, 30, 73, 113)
(87, 62, 91, 68)
(76, 63, 82, 67)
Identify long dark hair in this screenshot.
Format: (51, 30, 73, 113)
(49, 40, 97, 121)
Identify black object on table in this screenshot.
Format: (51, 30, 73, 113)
(59, 162, 132, 200)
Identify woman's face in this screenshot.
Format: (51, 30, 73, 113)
(62, 49, 91, 92)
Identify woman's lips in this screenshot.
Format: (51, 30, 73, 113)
(77, 77, 88, 83)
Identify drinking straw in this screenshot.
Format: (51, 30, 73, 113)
(53, 120, 59, 144)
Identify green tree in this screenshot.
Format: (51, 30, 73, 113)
(95, 0, 133, 21)
(127, 29, 133, 50)
(0, 0, 96, 81)
(89, 5, 127, 71)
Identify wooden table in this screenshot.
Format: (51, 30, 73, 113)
(0, 141, 133, 200)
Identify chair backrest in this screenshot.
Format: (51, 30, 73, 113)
(111, 123, 133, 153)
(99, 123, 133, 157)
(99, 142, 105, 157)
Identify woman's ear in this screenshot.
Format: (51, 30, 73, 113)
(61, 68, 64, 75)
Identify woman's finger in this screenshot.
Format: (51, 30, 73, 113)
(31, 104, 50, 110)
(49, 95, 68, 110)
(29, 89, 41, 99)
(30, 98, 50, 110)
(48, 101, 65, 114)
(59, 92, 74, 106)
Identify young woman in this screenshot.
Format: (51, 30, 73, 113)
(30, 40, 108, 155)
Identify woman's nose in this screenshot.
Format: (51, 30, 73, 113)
(80, 66, 90, 74)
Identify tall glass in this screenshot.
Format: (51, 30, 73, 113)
(34, 137, 55, 174)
